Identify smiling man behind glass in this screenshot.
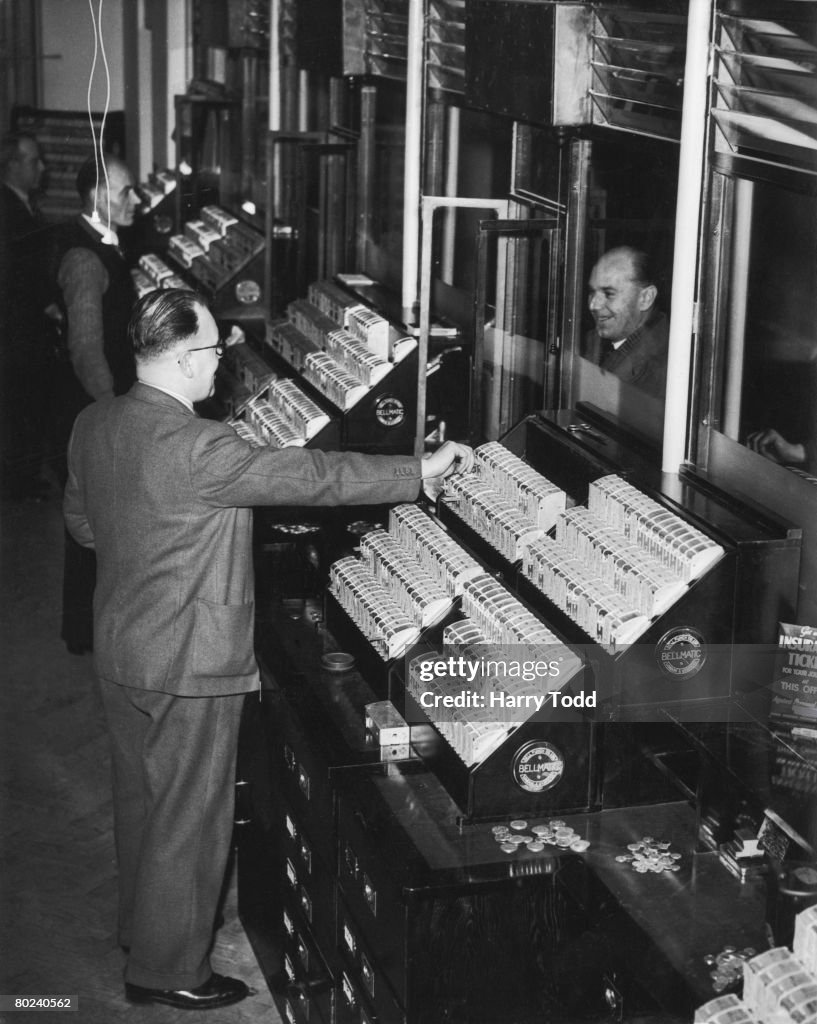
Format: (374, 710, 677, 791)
(583, 246, 668, 401)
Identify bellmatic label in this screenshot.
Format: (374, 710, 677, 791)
(655, 627, 707, 679)
(511, 740, 565, 793)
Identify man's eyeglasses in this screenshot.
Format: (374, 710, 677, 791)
(183, 341, 225, 359)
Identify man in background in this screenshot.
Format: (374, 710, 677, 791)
(55, 153, 140, 653)
(64, 288, 474, 1010)
(584, 245, 668, 402)
(0, 130, 56, 499)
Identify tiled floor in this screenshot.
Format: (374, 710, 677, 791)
(0, 491, 281, 1024)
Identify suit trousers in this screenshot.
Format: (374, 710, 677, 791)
(98, 679, 246, 990)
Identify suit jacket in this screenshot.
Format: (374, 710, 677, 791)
(64, 382, 422, 696)
(583, 309, 669, 401)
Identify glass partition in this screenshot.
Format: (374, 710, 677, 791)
(566, 133, 679, 448)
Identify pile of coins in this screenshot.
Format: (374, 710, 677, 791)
(703, 946, 757, 993)
(615, 835, 682, 873)
(492, 819, 590, 855)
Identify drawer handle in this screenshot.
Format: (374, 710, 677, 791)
(344, 842, 359, 880)
(341, 973, 357, 1011)
(299, 838, 312, 875)
(297, 766, 311, 800)
(363, 874, 377, 917)
(361, 952, 375, 999)
(283, 744, 295, 772)
(299, 886, 312, 923)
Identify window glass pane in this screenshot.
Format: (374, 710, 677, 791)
(573, 135, 678, 445)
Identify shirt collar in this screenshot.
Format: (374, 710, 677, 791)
(81, 212, 119, 247)
(136, 379, 195, 412)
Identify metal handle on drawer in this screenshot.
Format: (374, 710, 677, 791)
(299, 837, 312, 875)
(343, 841, 359, 880)
(296, 935, 309, 973)
(360, 952, 375, 1000)
(603, 977, 624, 1022)
(283, 743, 296, 772)
(297, 765, 311, 800)
(362, 873, 377, 917)
(340, 973, 357, 1011)
(299, 886, 312, 923)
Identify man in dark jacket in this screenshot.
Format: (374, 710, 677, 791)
(0, 130, 55, 499)
(56, 153, 140, 653)
(64, 288, 473, 1010)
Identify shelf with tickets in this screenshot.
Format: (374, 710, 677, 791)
(259, 287, 423, 453)
(318, 499, 603, 821)
(213, 344, 342, 452)
(160, 203, 271, 320)
(121, 171, 179, 260)
(433, 412, 801, 722)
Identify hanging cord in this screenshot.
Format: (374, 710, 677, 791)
(96, 0, 113, 239)
(85, 0, 113, 238)
(85, 0, 100, 221)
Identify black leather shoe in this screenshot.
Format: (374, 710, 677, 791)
(124, 973, 250, 1010)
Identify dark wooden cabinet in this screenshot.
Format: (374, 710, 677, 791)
(237, 410, 809, 1023)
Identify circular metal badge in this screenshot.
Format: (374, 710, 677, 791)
(235, 278, 261, 304)
(511, 740, 565, 793)
(655, 627, 707, 678)
(374, 395, 406, 428)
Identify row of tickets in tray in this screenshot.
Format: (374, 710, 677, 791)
(228, 418, 266, 448)
(290, 298, 393, 393)
(588, 475, 723, 583)
(522, 535, 650, 647)
(388, 503, 484, 598)
(132, 253, 187, 297)
(460, 574, 567, 651)
(266, 318, 375, 410)
(329, 556, 419, 661)
(245, 396, 307, 449)
(240, 380, 330, 448)
(325, 328, 390, 387)
(358, 529, 453, 629)
(696, 944, 817, 1024)
(303, 351, 369, 411)
(404, 657, 525, 766)
(475, 441, 567, 529)
(554, 506, 687, 618)
(444, 474, 548, 563)
(291, 297, 393, 367)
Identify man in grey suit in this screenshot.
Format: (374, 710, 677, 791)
(64, 289, 473, 1010)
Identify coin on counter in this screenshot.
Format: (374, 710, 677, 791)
(528, 841, 545, 853)
(500, 843, 518, 854)
(510, 820, 528, 831)
(570, 839, 590, 852)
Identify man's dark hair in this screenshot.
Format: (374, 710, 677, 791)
(605, 245, 657, 290)
(75, 152, 125, 203)
(0, 130, 37, 173)
(75, 156, 101, 203)
(129, 289, 205, 361)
